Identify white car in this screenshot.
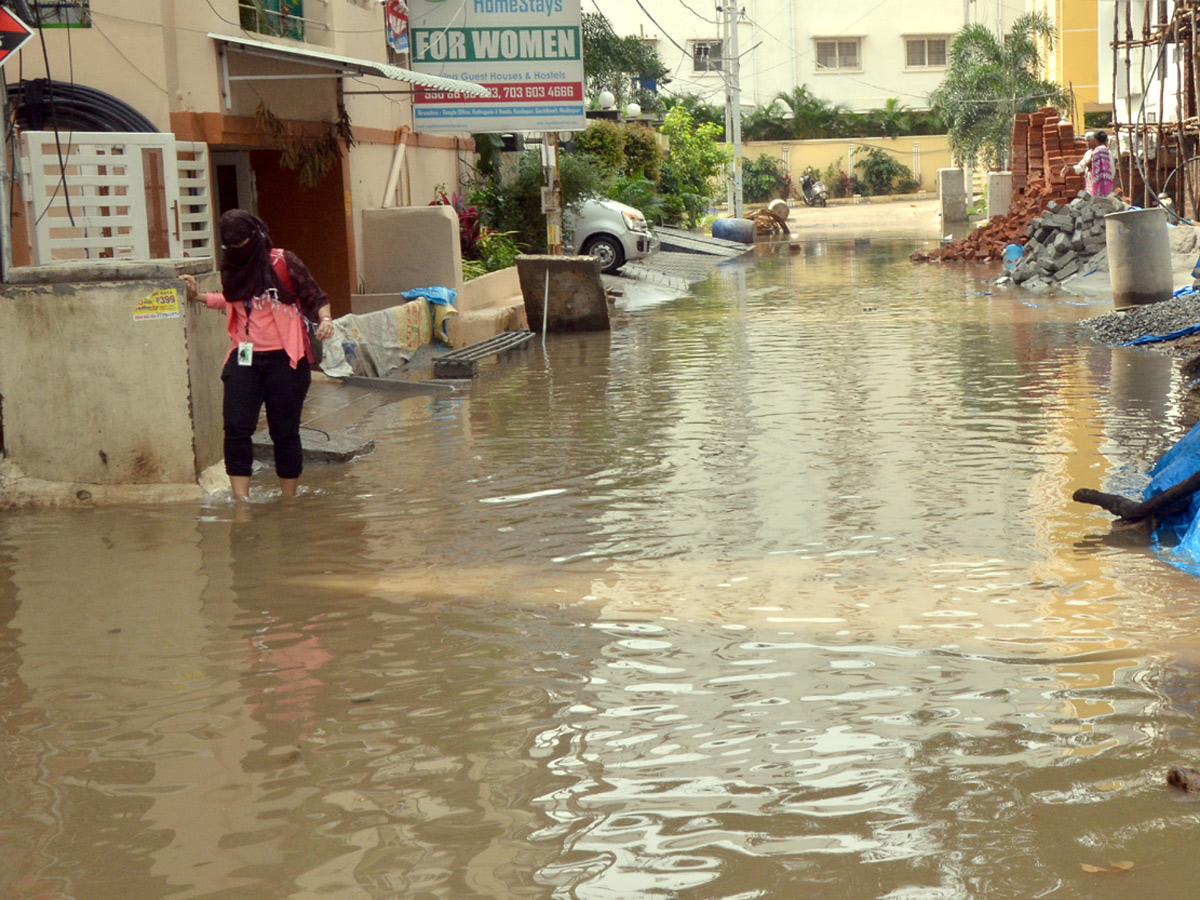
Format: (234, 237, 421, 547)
(565, 198, 659, 274)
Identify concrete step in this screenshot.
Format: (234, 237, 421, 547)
(252, 427, 375, 464)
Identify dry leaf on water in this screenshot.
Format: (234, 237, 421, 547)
(1080, 864, 1107, 873)
(1109, 860, 1135, 871)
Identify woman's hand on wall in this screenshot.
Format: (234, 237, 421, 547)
(181, 274, 202, 303)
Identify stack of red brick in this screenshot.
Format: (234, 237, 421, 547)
(912, 108, 1091, 263)
(1014, 107, 1088, 198)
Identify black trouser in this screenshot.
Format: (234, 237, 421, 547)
(222, 349, 311, 479)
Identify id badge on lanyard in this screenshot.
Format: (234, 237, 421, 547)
(238, 296, 254, 365)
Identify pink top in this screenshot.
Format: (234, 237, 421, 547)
(206, 288, 312, 368)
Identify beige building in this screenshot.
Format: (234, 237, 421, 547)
(7, 0, 484, 315)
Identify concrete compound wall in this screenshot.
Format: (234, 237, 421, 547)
(745, 135, 954, 195)
(360, 206, 462, 296)
(0, 261, 225, 486)
(351, 265, 529, 349)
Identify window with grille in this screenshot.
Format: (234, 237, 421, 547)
(238, 0, 306, 41)
(29, 2, 89, 27)
(905, 37, 948, 68)
(815, 39, 860, 71)
(692, 40, 722, 72)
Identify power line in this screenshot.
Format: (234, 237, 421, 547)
(671, 0, 716, 25)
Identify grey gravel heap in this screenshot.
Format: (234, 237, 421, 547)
(1010, 192, 1126, 289)
(1083, 294, 1200, 346)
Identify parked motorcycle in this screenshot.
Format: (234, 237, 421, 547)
(799, 168, 828, 207)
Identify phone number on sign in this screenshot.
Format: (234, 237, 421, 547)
(416, 82, 582, 104)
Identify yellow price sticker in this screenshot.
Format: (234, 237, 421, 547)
(134, 288, 182, 321)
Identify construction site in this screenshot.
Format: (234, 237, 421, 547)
(915, 2, 1200, 268)
(1110, 0, 1200, 217)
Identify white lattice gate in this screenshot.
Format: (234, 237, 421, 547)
(20, 131, 215, 264)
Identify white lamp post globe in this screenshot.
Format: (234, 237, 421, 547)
(625, 102, 641, 118)
(598, 90, 615, 109)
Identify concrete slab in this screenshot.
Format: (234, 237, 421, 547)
(654, 226, 752, 257)
(252, 428, 375, 464)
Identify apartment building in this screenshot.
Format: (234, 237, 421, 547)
(593, 0, 1015, 113)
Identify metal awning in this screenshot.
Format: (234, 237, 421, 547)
(210, 33, 492, 109)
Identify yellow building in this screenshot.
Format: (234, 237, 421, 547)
(1028, 0, 1105, 126)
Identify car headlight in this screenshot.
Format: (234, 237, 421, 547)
(622, 211, 648, 232)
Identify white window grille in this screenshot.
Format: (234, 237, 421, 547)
(20, 132, 215, 264)
(905, 37, 948, 68)
(815, 39, 860, 71)
(692, 39, 722, 72)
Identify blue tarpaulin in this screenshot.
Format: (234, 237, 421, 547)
(1144, 422, 1200, 575)
(1122, 322, 1200, 346)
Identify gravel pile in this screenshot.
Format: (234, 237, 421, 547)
(1083, 294, 1200, 346)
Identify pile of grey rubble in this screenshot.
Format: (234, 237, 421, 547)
(1008, 192, 1127, 289)
(1083, 294, 1200, 347)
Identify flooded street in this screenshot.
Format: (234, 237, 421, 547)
(9, 238, 1200, 899)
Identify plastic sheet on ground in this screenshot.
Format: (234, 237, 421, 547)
(320, 299, 434, 379)
(1146, 422, 1200, 575)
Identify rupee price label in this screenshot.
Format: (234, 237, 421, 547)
(134, 288, 182, 321)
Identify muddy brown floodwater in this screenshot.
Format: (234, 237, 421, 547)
(8, 238, 1200, 899)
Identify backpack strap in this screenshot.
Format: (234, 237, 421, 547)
(270, 248, 294, 292)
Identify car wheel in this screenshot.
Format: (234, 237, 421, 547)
(581, 234, 625, 274)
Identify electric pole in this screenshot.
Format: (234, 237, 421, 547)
(722, 3, 744, 218)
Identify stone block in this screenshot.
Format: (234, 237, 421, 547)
(987, 171, 1013, 219)
(1056, 258, 1082, 280)
(938, 168, 968, 223)
(516, 255, 610, 332)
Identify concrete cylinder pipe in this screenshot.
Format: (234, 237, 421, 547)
(1106, 207, 1174, 309)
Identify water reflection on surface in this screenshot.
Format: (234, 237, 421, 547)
(7, 239, 1200, 898)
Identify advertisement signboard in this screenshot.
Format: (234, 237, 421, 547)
(407, 0, 585, 134)
(385, 0, 408, 56)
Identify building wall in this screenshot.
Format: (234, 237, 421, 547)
(596, 0, 1015, 112)
(0, 262, 225, 485)
(746, 135, 954, 195)
(13, 0, 467, 304)
(1032, 0, 1106, 124)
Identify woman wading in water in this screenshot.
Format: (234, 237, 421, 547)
(183, 210, 335, 499)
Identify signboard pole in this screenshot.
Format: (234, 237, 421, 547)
(545, 131, 562, 255)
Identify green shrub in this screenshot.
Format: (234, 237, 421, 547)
(854, 146, 918, 196)
(743, 154, 788, 204)
(476, 228, 521, 272)
(476, 150, 607, 252)
(574, 120, 625, 176)
(608, 174, 665, 222)
(621, 124, 663, 183)
(660, 107, 730, 228)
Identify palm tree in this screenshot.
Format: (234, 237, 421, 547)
(872, 98, 914, 137)
(929, 12, 1069, 170)
(770, 85, 848, 140)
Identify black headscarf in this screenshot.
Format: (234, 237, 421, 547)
(219, 210, 295, 304)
